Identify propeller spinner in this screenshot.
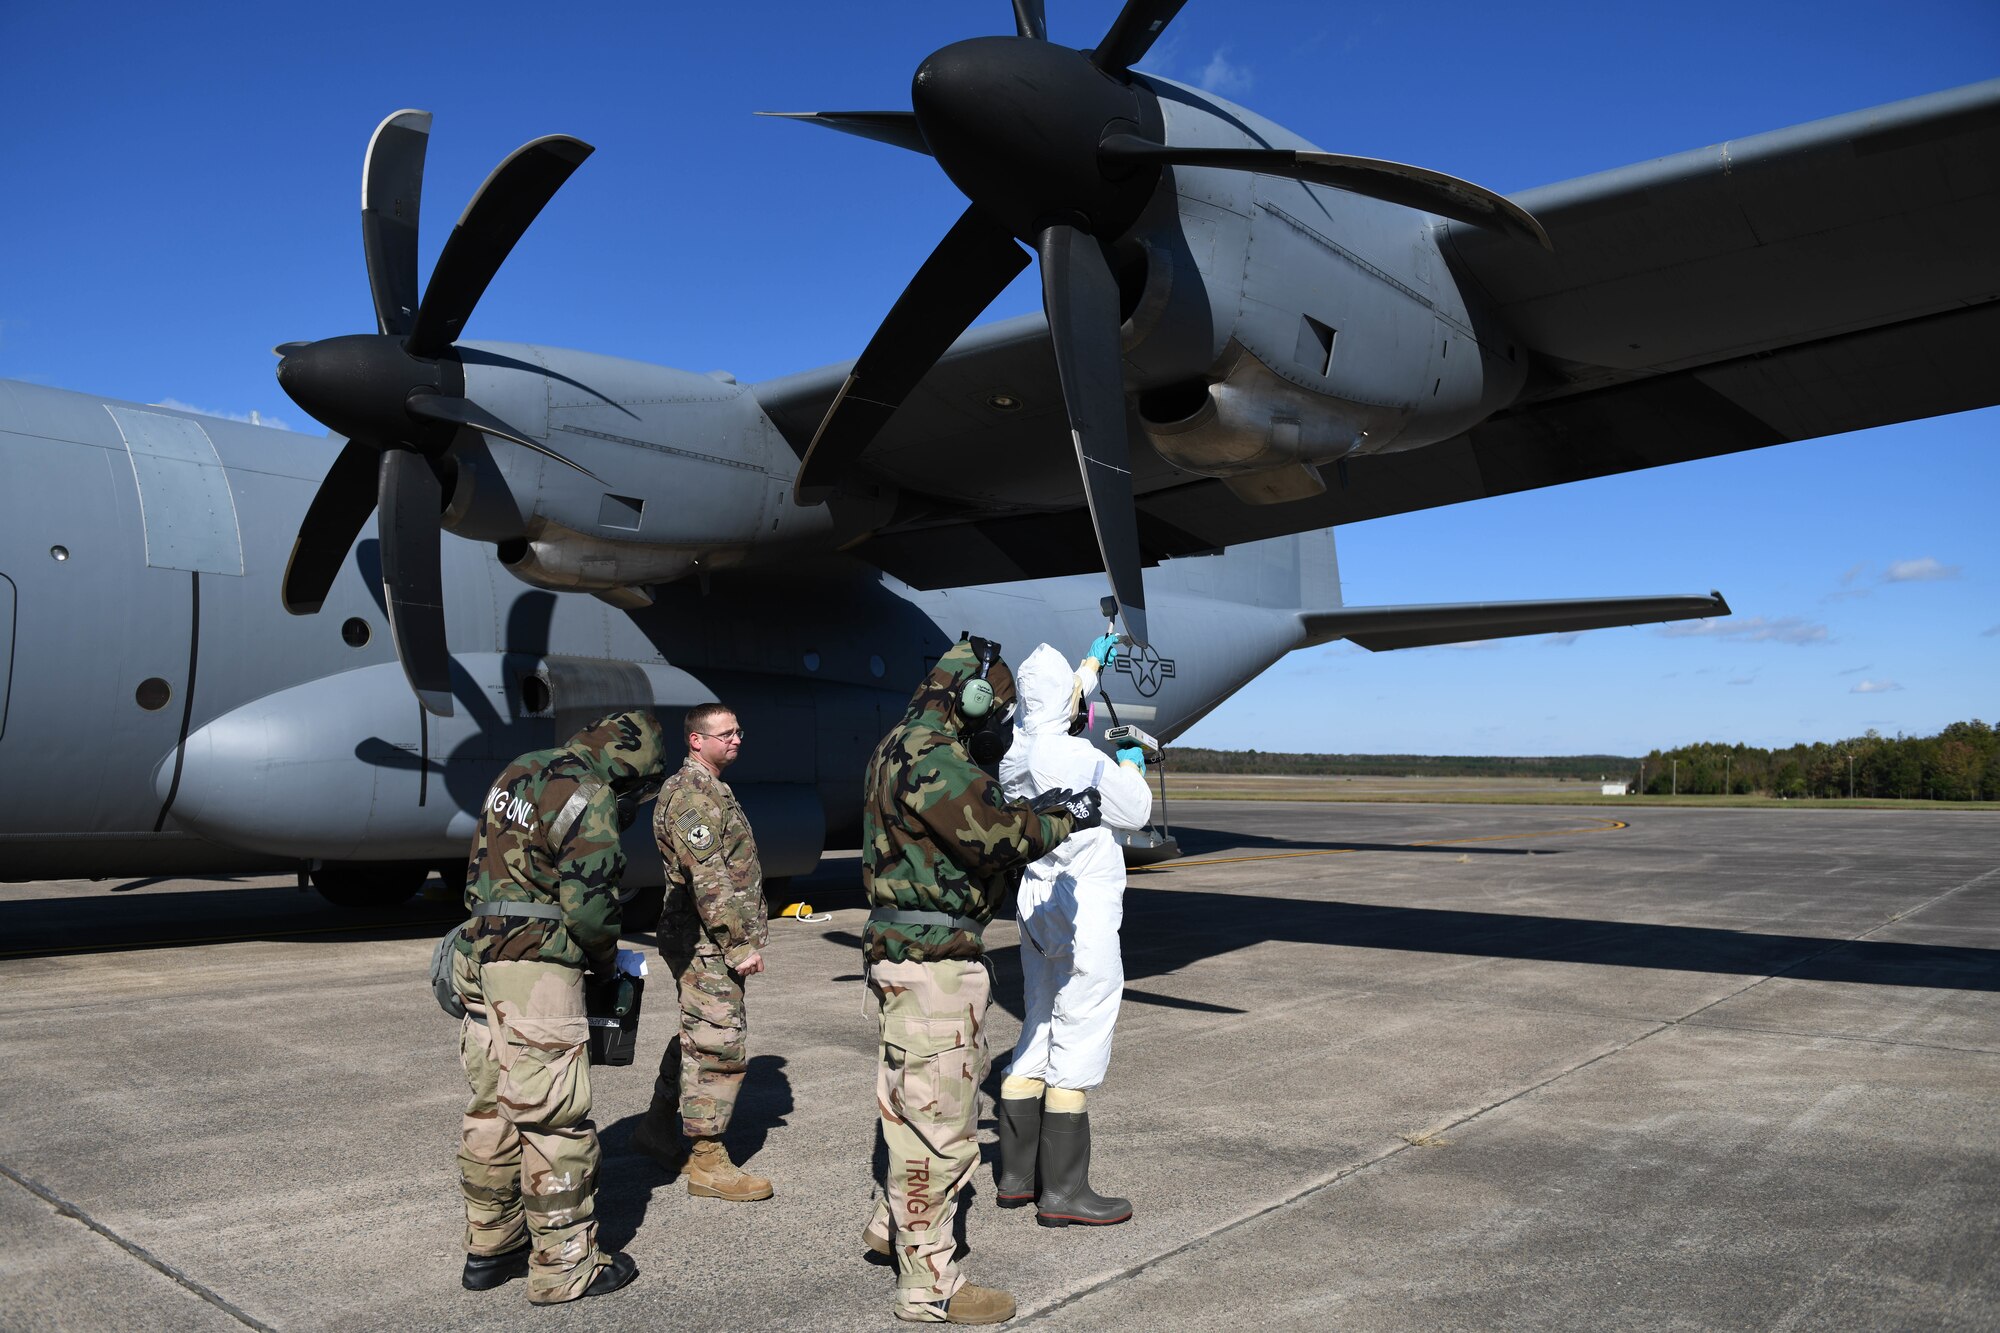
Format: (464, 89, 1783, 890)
(778, 0, 1550, 647)
(276, 111, 596, 716)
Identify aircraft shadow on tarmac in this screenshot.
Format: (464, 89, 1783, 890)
(0, 882, 465, 959)
(1159, 822, 1564, 859)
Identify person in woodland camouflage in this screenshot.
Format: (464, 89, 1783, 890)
(858, 635, 1103, 1325)
(629, 701, 774, 1201)
(452, 709, 665, 1305)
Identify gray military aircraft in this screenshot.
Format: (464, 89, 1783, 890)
(2, 1, 1994, 906)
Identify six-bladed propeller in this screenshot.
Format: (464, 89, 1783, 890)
(275, 111, 595, 716)
(777, 0, 1550, 645)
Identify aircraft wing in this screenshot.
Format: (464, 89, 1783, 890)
(755, 81, 2000, 590)
(1298, 592, 1730, 652)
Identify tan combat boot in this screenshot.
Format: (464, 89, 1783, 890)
(895, 1282, 1016, 1324)
(684, 1137, 773, 1201)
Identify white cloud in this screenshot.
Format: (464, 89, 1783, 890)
(1839, 561, 1866, 586)
(1885, 556, 1960, 582)
(1982, 625, 2000, 638)
(1728, 676, 1755, 686)
(1851, 679, 1904, 694)
(1838, 664, 1873, 675)
(152, 399, 294, 433)
(1660, 615, 1829, 645)
(1198, 47, 1255, 97)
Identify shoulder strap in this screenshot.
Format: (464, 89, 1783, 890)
(549, 776, 608, 850)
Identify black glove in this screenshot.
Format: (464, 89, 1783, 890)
(1056, 787, 1103, 832)
(1028, 787, 1076, 814)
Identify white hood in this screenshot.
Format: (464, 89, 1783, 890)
(1014, 642, 1083, 738)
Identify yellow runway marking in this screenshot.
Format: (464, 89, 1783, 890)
(1149, 817, 1628, 871)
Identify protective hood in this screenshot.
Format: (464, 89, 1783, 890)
(1014, 643, 1084, 738)
(562, 708, 668, 784)
(903, 639, 1017, 739)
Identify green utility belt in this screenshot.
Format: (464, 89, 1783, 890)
(469, 901, 564, 921)
(867, 908, 986, 938)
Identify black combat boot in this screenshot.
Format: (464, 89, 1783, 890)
(1034, 1111, 1131, 1227)
(993, 1095, 1041, 1208)
(460, 1237, 530, 1291)
(578, 1252, 638, 1300)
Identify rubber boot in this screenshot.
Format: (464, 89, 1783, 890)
(1035, 1111, 1131, 1227)
(685, 1137, 773, 1201)
(894, 1281, 1016, 1324)
(577, 1253, 638, 1301)
(460, 1237, 529, 1291)
(629, 1078, 689, 1177)
(993, 1096, 1041, 1208)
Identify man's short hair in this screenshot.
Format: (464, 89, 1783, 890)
(685, 701, 734, 743)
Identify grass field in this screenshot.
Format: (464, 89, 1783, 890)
(1158, 772, 2000, 811)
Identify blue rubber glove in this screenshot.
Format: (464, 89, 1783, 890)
(1088, 633, 1120, 668)
(1116, 744, 1146, 774)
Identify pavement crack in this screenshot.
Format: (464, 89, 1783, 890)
(1021, 1018, 1676, 1323)
(1025, 857, 2000, 1323)
(0, 1159, 276, 1332)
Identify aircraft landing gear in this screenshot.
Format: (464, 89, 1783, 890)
(311, 860, 431, 909)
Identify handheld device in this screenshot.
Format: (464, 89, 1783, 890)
(1104, 723, 1161, 761)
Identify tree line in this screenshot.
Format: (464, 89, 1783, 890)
(1632, 720, 2000, 800)
(1169, 751, 1636, 781)
(1171, 720, 2000, 801)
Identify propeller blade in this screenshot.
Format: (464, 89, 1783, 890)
(361, 109, 432, 339)
(376, 450, 455, 716)
(273, 341, 310, 358)
(795, 205, 1029, 504)
(1012, 0, 1046, 41)
(755, 111, 931, 156)
(406, 134, 595, 358)
(1099, 135, 1554, 249)
(1036, 224, 1149, 646)
(1091, 0, 1188, 76)
(405, 393, 602, 480)
(282, 437, 382, 615)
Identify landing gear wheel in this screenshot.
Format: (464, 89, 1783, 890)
(312, 860, 430, 909)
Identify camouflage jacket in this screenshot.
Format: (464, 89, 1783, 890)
(459, 709, 666, 973)
(654, 753, 768, 970)
(861, 639, 1075, 963)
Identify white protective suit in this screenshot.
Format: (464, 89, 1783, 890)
(998, 643, 1154, 1090)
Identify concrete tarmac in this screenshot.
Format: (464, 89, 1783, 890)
(2, 802, 1997, 1330)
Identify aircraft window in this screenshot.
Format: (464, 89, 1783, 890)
(135, 678, 172, 711)
(803, 652, 821, 673)
(870, 654, 886, 678)
(50, 546, 69, 562)
(341, 617, 371, 648)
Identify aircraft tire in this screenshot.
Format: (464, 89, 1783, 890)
(312, 860, 430, 909)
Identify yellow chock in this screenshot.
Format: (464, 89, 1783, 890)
(779, 902, 830, 922)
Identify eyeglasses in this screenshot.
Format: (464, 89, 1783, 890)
(695, 728, 745, 741)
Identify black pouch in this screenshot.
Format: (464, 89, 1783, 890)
(584, 974, 644, 1066)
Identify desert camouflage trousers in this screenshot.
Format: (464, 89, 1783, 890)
(865, 956, 990, 1319)
(456, 953, 609, 1304)
(658, 926, 749, 1137)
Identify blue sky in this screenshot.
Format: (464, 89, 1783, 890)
(3, 1, 1994, 755)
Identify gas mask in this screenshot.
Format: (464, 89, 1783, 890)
(612, 774, 663, 831)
